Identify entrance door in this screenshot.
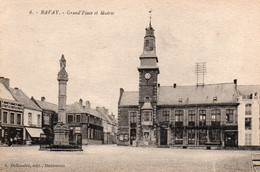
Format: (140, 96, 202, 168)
(225, 132, 237, 147)
(130, 129, 136, 145)
(160, 129, 168, 145)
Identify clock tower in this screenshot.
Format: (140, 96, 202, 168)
(137, 16, 159, 145)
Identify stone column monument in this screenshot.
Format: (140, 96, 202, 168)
(53, 54, 70, 146)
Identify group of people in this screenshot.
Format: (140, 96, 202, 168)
(7, 137, 18, 146)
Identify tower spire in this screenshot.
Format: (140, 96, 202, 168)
(140, 11, 157, 59)
(149, 10, 152, 28)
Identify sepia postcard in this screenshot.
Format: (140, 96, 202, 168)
(0, 0, 260, 171)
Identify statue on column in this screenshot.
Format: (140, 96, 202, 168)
(60, 54, 66, 69)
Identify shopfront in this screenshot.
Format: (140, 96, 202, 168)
(0, 126, 23, 145)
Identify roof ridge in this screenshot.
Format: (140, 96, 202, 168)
(160, 82, 234, 87)
(36, 99, 57, 105)
(10, 87, 41, 111)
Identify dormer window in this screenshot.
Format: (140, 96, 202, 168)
(178, 98, 183, 103)
(213, 97, 217, 102)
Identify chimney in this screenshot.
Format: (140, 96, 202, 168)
(233, 79, 237, 85)
(173, 83, 177, 88)
(79, 99, 83, 105)
(0, 77, 10, 89)
(41, 97, 45, 101)
(118, 88, 125, 106)
(120, 88, 124, 96)
(96, 106, 106, 114)
(105, 108, 109, 115)
(85, 101, 91, 109)
(111, 113, 115, 119)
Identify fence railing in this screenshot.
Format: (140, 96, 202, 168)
(39, 133, 82, 150)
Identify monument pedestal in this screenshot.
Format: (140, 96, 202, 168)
(53, 122, 70, 146)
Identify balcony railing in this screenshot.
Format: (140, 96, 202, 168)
(175, 122, 183, 127)
(211, 121, 221, 127)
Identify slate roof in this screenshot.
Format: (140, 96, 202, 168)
(9, 88, 42, 111)
(119, 91, 139, 106)
(157, 83, 238, 105)
(98, 111, 113, 124)
(0, 83, 16, 101)
(35, 100, 58, 113)
(119, 83, 238, 106)
(66, 102, 104, 119)
(237, 85, 260, 96)
(107, 115, 116, 125)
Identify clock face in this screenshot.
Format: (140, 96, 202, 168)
(145, 73, 151, 79)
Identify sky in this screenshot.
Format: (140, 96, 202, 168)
(0, 0, 260, 117)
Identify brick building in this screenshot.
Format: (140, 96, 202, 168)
(65, 99, 104, 145)
(31, 96, 58, 143)
(10, 87, 43, 144)
(0, 77, 24, 145)
(118, 20, 239, 148)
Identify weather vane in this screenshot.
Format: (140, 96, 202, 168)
(149, 10, 152, 27)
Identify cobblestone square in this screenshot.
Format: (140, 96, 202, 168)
(0, 145, 259, 172)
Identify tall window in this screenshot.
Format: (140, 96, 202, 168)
(28, 113, 32, 125)
(188, 110, 195, 126)
(67, 115, 73, 124)
(3, 112, 7, 123)
(245, 133, 252, 145)
(17, 114, 21, 125)
(130, 112, 137, 123)
(43, 114, 50, 125)
(199, 110, 206, 126)
(163, 110, 170, 122)
(175, 110, 183, 122)
(76, 114, 81, 123)
(245, 118, 252, 130)
(211, 109, 221, 121)
(245, 104, 252, 115)
(143, 111, 152, 121)
(10, 113, 14, 124)
(37, 114, 41, 126)
(226, 109, 233, 123)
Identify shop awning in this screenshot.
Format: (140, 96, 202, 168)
(26, 127, 44, 138)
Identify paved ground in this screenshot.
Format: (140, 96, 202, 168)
(0, 145, 259, 172)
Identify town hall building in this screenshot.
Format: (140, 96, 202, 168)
(118, 20, 240, 148)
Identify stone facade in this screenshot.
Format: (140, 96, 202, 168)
(237, 86, 260, 148)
